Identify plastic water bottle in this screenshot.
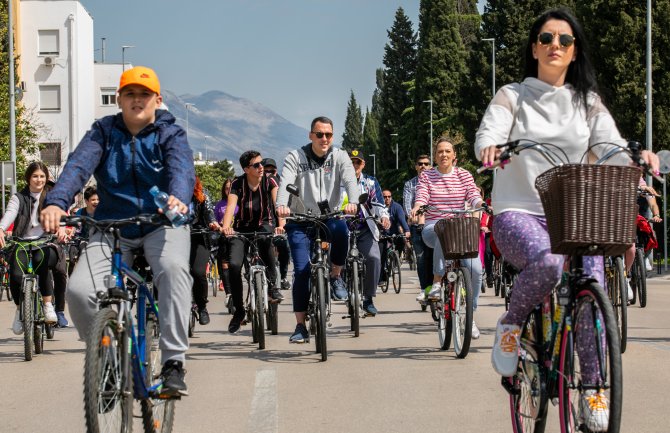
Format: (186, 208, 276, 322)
(149, 186, 188, 226)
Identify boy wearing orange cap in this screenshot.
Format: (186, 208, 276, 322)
(42, 66, 195, 397)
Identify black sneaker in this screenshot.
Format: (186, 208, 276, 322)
(198, 308, 210, 325)
(270, 288, 284, 301)
(159, 360, 188, 397)
(289, 323, 309, 344)
(280, 278, 291, 290)
(363, 299, 378, 316)
(228, 312, 245, 334)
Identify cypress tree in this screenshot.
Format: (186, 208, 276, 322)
(341, 90, 363, 151)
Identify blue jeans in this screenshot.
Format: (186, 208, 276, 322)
(410, 225, 433, 291)
(422, 223, 482, 310)
(285, 218, 348, 312)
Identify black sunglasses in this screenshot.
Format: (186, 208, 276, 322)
(416, 162, 430, 167)
(383, 195, 392, 199)
(312, 131, 333, 139)
(248, 162, 263, 169)
(537, 32, 575, 48)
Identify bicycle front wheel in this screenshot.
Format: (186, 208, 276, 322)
(607, 257, 627, 354)
(22, 278, 35, 361)
(390, 251, 402, 293)
(84, 307, 133, 433)
(558, 283, 622, 433)
(452, 268, 473, 359)
(510, 308, 548, 433)
(142, 313, 175, 433)
(253, 272, 266, 350)
(314, 267, 328, 361)
(348, 261, 361, 337)
(633, 248, 647, 308)
(438, 279, 451, 350)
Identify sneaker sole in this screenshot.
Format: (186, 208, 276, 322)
(289, 338, 309, 344)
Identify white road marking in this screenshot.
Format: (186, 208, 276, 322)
(248, 367, 278, 433)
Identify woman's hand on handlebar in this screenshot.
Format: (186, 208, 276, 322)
(274, 226, 285, 235)
(479, 145, 502, 168)
(640, 150, 660, 175)
(40, 205, 68, 234)
(276, 205, 290, 218)
(222, 226, 235, 236)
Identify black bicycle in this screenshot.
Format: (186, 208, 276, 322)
(379, 234, 403, 294)
(605, 255, 627, 354)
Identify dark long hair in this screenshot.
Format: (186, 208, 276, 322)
(524, 8, 598, 109)
(220, 178, 232, 202)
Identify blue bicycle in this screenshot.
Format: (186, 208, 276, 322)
(63, 214, 177, 433)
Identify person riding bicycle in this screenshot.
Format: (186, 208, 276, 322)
(189, 176, 220, 326)
(475, 9, 659, 430)
(262, 158, 292, 290)
(0, 161, 62, 334)
(379, 189, 409, 284)
(410, 137, 484, 339)
(342, 149, 390, 315)
(41, 66, 195, 397)
(403, 154, 434, 302)
(275, 116, 359, 344)
(221, 150, 284, 334)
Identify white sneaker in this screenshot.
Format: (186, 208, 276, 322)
(472, 320, 480, 339)
(427, 283, 441, 299)
(491, 314, 521, 377)
(645, 257, 653, 271)
(12, 308, 23, 335)
(579, 389, 609, 432)
(416, 291, 426, 302)
(44, 302, 57, 324)
(626, 280, 634, 301)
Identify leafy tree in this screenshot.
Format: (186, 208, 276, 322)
(341, 90, 363, 151)
(195, 160, 235, 201)
(362, 107, 379, 159)
(0, 1, 40, 196)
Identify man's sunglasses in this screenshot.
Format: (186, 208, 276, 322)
(248, 162, 263, 169)
(416, 162, 430, 167)
(312, 131, 333, 139)
(537, 32, 575, 48)
(383, 195, 392, 199)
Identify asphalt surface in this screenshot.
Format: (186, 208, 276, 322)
(0, 264, 669, 432)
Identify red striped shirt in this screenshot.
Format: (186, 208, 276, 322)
(415, 167, 481, 223)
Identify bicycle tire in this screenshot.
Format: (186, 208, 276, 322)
(381, 257, 389, 294)
(510, 308, 548, 433)
(46, 322, 55, 339)
(0, 285, 4, 301)
(254, 271, 266, 350)
(188, 307, 196, 338)
(267, 302, 278, 335)
(634, 248, 647, 308)
(409, 248, 417, 271)
(558, 282, 622, 433)
(438, 278, 451, 350)
(608, 257, 627, 354)
(84, 307, 133, 433)
(22, 278, 35, 361)
(493, 259, 501, 297)
(390, 251, 401, 293)
(315, 266, 328, 361)
(349, 261, 360, 337)
(452, 269, 473, 358)
(142, 314, 176, 433)
(34, 323, 44, 354)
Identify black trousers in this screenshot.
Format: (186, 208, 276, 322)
(228, 232, 277, 313)
(9, 243, 58, 306)
(190, 233, 210, 309)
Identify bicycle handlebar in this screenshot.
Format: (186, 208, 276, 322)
(60, 214, 168, 230)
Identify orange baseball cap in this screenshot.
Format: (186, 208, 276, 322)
(118, 66, 161, 94)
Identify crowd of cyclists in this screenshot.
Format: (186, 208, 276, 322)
(1, 7, 664, 432)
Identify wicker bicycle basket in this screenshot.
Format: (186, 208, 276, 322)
(534, 164, 640, 256)
(434, 216, 480, 259)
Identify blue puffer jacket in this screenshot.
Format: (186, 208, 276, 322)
(45, 109, 195, 238)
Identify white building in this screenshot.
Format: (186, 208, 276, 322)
(94, 62, 124, 119)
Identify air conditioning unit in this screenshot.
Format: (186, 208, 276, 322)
(43, 56, 55, 66)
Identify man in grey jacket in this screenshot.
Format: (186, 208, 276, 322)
(276, 116, 358, 343)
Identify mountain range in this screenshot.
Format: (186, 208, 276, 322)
(162, 90, 309, 168)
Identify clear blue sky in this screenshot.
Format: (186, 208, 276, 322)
(78, 0, 423, 143)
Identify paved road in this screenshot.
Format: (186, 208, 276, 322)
(0, 265, 669, 432)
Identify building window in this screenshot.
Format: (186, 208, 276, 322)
(39, 86, 61, 111)
(40, 142, 62, 166)
(101, 87, 117, 106)
(38, 30, 59, 56)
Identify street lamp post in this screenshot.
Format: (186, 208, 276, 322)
(369, 153, 376, 177)
(390, 133, 399, 170)
(422, 100, 433, 166)
(8, 0, 16, 194)
(184, 103, 196, 138)
(482, 38, 496, 97)
(121, 45, 134, 72)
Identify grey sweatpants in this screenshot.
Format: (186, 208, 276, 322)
(67, 226, 192, 364)
(357, 228, 381, 300)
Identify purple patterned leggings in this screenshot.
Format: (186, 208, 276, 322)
(493, 211, 604, 384)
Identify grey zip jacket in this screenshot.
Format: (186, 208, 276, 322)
(276, 143, 359, 215)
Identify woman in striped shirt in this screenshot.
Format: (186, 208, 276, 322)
(411, 136, 484, 339)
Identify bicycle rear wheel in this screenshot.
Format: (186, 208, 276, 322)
(438, 278, 452, 350)
(188, 305, 196, 338)
(633, 248, 647, 308)
(84, 307, 133, 433)
(253, 272, 266, 350)
(22, 278, 35, 361)
(142, 313, 175, 433)
(558, 282, 622, 433)
(381, 257, 390, 294)
(452, 268, 473, 359)
(607, 257, 627, 354)
(314, 267, 328, 361)
(510, 308, 548, 433)
(267, 302, 278, 335)
(390, 251, 401, 293)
